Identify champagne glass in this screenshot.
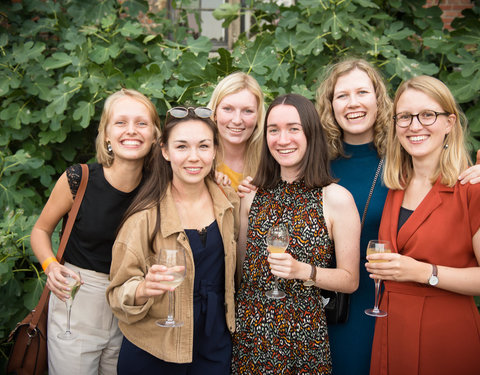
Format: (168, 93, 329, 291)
(156, 248, 187, 327)
(57, 271, 82, 340)
(266, 224, 289, 299)
(365, 240, 392, 317)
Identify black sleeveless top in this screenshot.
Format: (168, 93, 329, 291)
(63, 163, 141, 274)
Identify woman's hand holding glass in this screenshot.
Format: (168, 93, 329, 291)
(366, 251, 430, 284)
(135, 263, 185, 305)
(57, 270, 82, 340)
(155, 248, 187, 327)
(46, 263, 83, 301)
(266, 224, 290, 299)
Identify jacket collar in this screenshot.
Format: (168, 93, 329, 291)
(396, 177, 454, 250)
(159, 179, 233, 238)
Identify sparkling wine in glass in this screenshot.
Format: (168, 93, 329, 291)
(156, 248, 187, 327)
(365, 240, 392, 317)
(57, 271, 82, 340)
(266, 224, 289, 299)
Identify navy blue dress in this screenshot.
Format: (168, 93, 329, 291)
(118, 221, 231, 375)
(327, 142, 388, 375)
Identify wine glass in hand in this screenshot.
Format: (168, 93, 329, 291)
(266, 224, 289, 299)
(365, 240, 392, 317)
(156, 248, 187, 327)
(57, 271, 82, 340)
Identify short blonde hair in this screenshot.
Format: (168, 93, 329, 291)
(315, 58, 392, 159)
(383, 75, 471, 189)
(208, 72, 265, 178)
(95, 89, 161, 167)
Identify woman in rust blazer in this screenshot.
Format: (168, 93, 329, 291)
(366, 75, 480, 375)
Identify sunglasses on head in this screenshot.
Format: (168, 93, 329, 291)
(167, 107, 213, 119)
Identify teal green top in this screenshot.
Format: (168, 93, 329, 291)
(328, 142, 388, 375)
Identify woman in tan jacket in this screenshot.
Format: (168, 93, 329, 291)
(107, 107, 239, 374)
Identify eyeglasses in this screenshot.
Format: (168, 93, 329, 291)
(167, 107, 213, 119)
(393, 110, 450, 128)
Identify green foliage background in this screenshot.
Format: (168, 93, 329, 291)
(0, 0, 479, 366)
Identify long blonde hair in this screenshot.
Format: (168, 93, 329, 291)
(208, 72, 265, 178)
(315, 58, 392, 159)
(383, 75, 471, 189)
(96, 89, 161, 167)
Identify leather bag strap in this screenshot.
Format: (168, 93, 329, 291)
(29, 164, 89, 329)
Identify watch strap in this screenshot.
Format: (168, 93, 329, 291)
(303, 264, 317, 287)
(431, 264, 438, 277)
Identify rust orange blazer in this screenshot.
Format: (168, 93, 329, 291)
(370, 178, 480, 375)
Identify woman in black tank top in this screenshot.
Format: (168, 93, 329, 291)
(30, 89, 161, 375)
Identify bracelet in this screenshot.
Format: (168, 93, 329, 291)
(42, 257, 59, 272)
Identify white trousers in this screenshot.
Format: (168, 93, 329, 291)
(47, 263, 122, 375)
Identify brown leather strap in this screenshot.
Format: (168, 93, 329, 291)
(29, 164, 89, 329)
(56, 164, 89, 262)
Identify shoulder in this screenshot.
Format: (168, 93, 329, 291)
(222, 184, 240, 207)
(65, 163, 97, 197)
(117, 207, 155, 241)
(452, 180, 480, 205)
(240, 189, 257, 214)
(323, 182, 356, 208)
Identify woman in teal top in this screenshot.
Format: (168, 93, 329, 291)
(316, 59, 480, 375)
(329, 143, 387, 375)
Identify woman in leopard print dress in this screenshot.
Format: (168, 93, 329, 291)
(232, 94, 360, 374)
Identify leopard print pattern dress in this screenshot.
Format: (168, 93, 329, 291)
(232, 179, 334, 375)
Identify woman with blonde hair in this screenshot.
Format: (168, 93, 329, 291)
(31, 88, 161, 374)
(315, 59, 480, 375)
(367, 75, 480, 375)
(208, 71, 265, 190)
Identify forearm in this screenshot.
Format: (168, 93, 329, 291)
(432, 265, 480, 296)
(296, 261, 359, 293)
(30, 226, 58, 273)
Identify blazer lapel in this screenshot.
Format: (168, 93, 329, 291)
(387, 189, 404, 254)
(397, 179, 444, 251)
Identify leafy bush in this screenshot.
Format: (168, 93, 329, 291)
(0, 0, 478, 366)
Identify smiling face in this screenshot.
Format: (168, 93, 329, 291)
(395, 88, 454, 164)
(162, 119, 216, 187)
(332, 68, 378, 144)
(266, 104, 307, 182)
(105, 96, 156, 164)
(215, 88, 258, 149)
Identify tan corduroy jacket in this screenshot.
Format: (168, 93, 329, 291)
(107, 179, 239, 363)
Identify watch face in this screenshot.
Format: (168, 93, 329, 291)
(303, 280, 315, 287)
(429, 275, 439, 286)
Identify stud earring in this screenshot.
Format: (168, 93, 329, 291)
(444, 143, 449, 149)
(107, 141, 113, 153)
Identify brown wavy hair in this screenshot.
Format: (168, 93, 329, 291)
(315, 58, 392, 159)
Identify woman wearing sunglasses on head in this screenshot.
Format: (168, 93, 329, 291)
(366, 76, 480, 375)
(107, 107, 239, 374)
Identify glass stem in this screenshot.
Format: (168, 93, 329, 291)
(273, 276, 279, 293)
(373, 279, 382, 312)
(65, 302, 72, 333)
(167, 291, 175, 322)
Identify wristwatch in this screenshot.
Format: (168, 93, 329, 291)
(303, 264, 317, 287)
(428, 264, 439, 286)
